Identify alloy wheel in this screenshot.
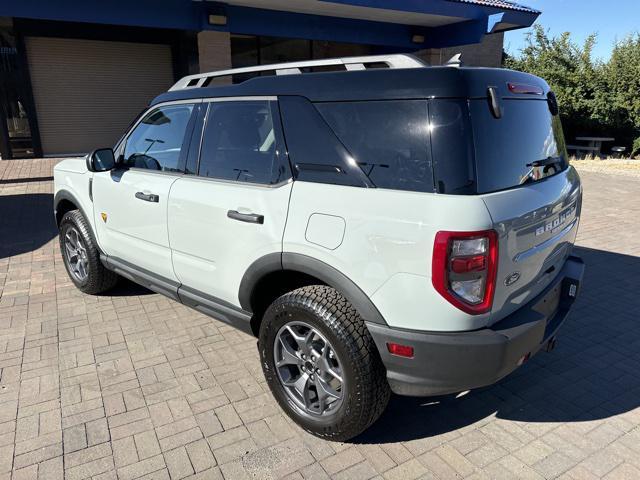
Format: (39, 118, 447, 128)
(64, 226, 89, 282)
(273, 321, 344, 417)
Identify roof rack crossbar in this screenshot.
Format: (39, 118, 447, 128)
(169, 54, 426, 91)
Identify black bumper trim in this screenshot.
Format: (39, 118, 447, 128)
(367, 255, 585, 397)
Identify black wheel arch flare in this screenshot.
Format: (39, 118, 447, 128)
(239, 252, 388, 326)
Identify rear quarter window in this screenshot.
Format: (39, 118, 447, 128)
(315, 100, 434, 193)
(429, 99, 476, 194)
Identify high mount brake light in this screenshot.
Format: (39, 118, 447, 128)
(432, 230, 498, 315)
(507, 82, 544, 95)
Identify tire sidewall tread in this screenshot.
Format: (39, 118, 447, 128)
(59, 210, 117, 295)
(259, 285, 390, 441)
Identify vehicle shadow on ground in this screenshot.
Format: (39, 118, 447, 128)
(354, 246, 640, 444)
(104, 278, 154, 297)
(0, 193, 58, 259)
(0, 191, 159, 297)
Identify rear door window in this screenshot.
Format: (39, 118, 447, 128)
(198, 100, 290, 184)
(470, 99, 568, 193)
(315, 100, 434, 193)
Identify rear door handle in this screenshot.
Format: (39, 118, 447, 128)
(135, 192, 159, 203)
(227, 210, 264, 224)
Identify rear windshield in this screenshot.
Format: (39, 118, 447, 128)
(311, 97, 566, 195)
(470, 99, 568, 193)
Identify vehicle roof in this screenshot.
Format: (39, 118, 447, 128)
(151, 67, 551, 106)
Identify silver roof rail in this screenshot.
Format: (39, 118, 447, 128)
(169, 54, 427, 91)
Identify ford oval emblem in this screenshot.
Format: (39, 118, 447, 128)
(504, 272, 521, 286)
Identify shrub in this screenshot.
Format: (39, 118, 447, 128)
(506, 26, 640, 153)
(632, 137, 640, 158)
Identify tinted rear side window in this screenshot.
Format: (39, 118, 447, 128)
(470, 99, 568, 193)
(429, 99, 476, 194)
(316, 101, 434, 193)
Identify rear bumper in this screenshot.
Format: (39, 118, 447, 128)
(367, 255, 585, 397)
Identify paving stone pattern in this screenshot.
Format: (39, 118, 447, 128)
(1, 159, 639, 479)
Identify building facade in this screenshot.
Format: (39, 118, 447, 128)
(0, 0, 538, 159)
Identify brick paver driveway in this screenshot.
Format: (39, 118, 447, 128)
(1, 159, 639, 480)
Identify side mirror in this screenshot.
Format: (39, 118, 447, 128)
(87, 148, 116, 172)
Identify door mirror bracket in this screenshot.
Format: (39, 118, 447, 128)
(87, 148, 116, 172)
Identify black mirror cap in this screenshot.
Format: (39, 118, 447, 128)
(87, 148, 116, 172)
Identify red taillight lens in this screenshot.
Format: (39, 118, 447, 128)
(432, 230, 498, 315)
(387, 343, 414, 358)
(451, 255, 486, 273)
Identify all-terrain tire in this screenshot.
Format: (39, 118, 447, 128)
(259, 285, 390, 441)
(59, 210, 118, 294)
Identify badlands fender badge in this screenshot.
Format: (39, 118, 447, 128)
(101, 212, 108, 223)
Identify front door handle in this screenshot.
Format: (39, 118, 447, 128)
(227, 210, 264, 224)
(135, 192, 159, 203)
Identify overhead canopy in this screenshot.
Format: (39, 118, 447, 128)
(2, 0, 539, 48)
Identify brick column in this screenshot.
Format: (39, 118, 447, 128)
(413, 33, 505, 68)
(197, 31, 232, 84)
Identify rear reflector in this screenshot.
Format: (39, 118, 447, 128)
(517, 352, 531, 366)
(387, 343, 414, 358)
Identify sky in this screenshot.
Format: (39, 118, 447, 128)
(504, 0, 640, 61)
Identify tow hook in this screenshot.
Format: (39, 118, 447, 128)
(546, 337, 557, 353)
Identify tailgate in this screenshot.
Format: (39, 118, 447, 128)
(482, 167, 582, 324)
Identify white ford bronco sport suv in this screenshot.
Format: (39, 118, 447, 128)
(54, 54, 585, 441)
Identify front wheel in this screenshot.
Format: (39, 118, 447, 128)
(59, 210, 118, 294)
(259, 285, 390, 441)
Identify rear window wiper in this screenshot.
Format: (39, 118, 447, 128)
(526, 156, 563, 168)
(520, 155, 564, 185)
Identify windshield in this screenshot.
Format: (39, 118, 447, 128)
(470, 99, 568, 193)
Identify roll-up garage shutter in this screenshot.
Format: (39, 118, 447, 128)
(26, 37, 174, 156)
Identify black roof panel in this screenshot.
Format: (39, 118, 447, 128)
(151, 67, 550, 105)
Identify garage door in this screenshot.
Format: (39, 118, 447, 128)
(26, 37, 174, 156)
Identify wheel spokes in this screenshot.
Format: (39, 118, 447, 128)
(276, 337, 301, 367)
(64, 227, 89, 281)
(274, 321, 344, 417)
(77, 259, 87, 279)
(65, 242, 77, 260)
(285, 372, 309, 396)
(65, 231, 76, 249)
(320, 347, 343, 383)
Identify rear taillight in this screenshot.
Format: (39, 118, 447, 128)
(432, 230, 498, 315)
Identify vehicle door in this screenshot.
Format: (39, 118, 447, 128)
(168, 97, 292, 308)
(92, 100, 199, 283)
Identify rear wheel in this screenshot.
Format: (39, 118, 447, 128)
(59, 210, 118, 294)
(259, 285, 390, 441)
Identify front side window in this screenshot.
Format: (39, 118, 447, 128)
(198, 101, 288, 184)
(123, 104, 194, 171)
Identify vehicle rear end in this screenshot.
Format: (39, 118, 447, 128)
(368, 67, 585, 396)
(465, 69, 583, 326)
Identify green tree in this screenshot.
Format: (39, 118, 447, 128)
(506, 25, 640, 155)
(505, 25, 603, 141)
(604, 34, 640, 149)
